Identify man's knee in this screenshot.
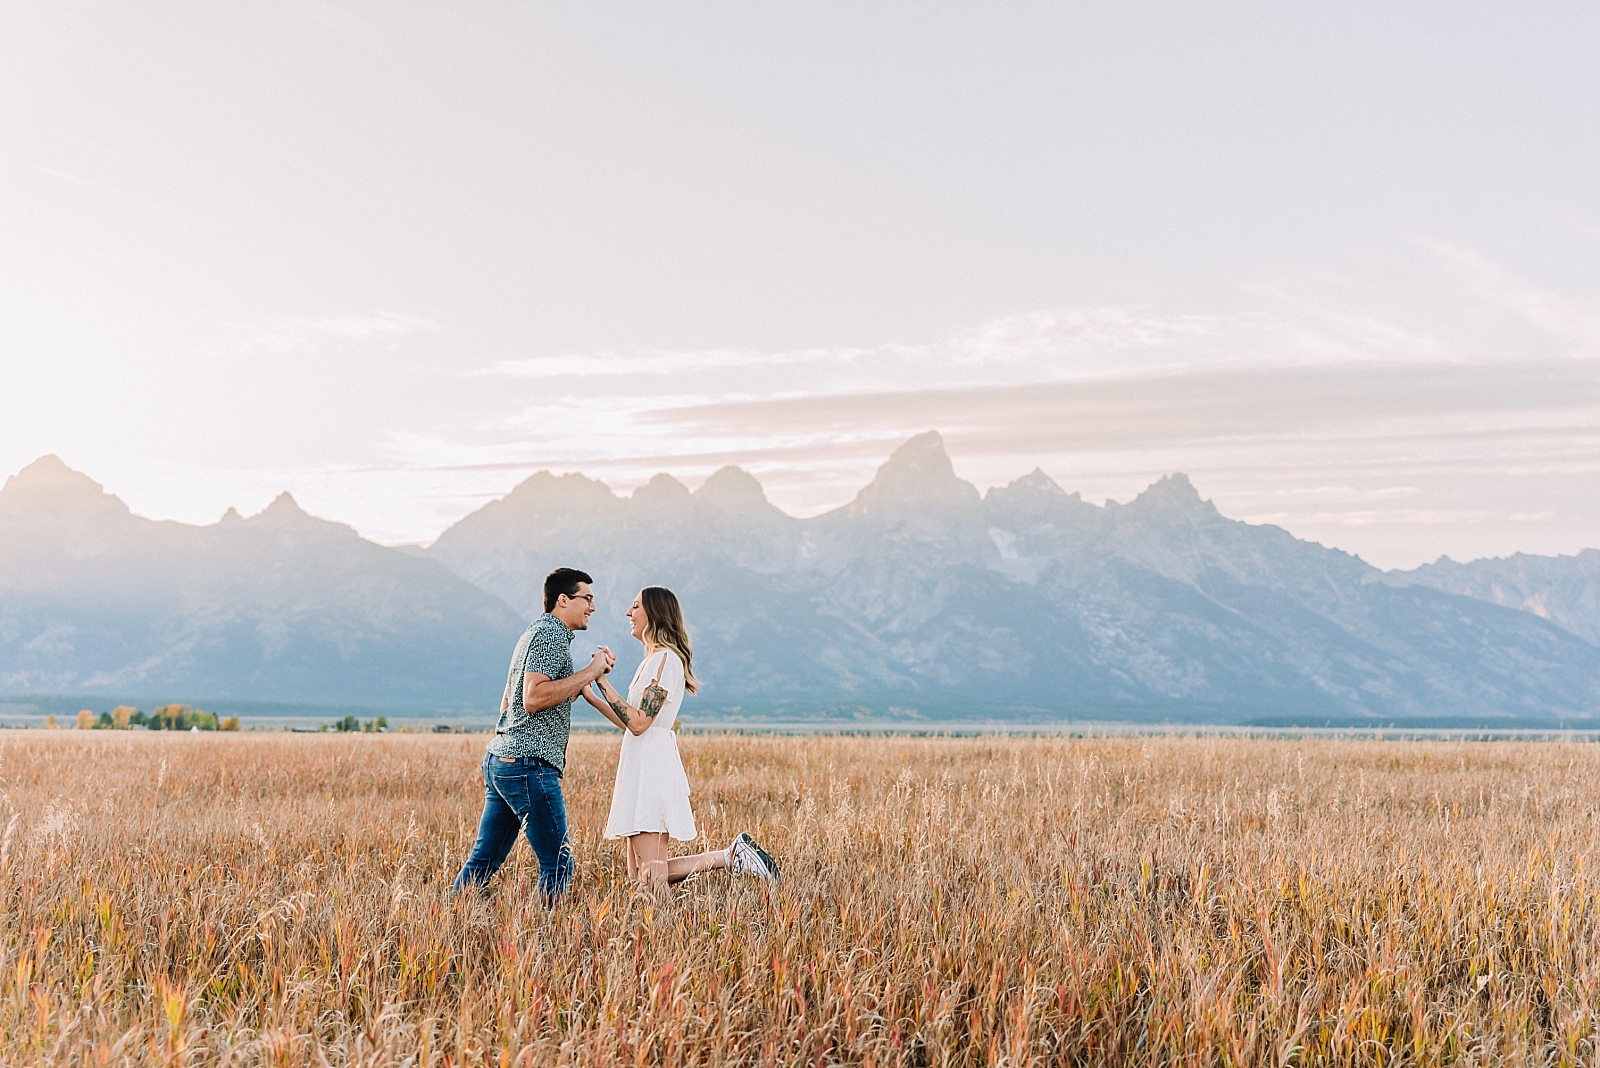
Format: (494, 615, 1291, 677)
(452, 865, 492, 895)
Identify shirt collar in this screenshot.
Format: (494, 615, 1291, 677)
(539, 612, 574, 638)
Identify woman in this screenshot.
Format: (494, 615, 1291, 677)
(582, 586, 780, 892)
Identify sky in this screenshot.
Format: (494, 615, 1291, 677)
(2, 3, 1599, 570)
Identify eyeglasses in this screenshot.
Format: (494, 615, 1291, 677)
(565, 593, 596, 605)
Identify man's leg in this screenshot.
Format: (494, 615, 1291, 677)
(521, 762, 575, 906)
(452, 758, 524, 893)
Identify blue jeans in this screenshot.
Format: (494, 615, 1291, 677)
(452, 754, 574, 905)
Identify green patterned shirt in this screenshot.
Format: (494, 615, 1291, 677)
(486, 613, 576, 773)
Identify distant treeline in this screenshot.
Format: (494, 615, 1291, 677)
(41, 708, 399, 732)
(54, 704, 241, 731)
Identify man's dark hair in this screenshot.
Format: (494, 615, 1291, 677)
(543, 567, 594, 613)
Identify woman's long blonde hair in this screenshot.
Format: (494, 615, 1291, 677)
(640, 586, 699, 694)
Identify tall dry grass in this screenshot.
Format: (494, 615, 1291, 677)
(1, 730, 1598, 1065)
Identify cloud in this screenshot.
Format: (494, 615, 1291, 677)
(345, 292, 1600, 565)
(642, 357, 1600, 454)
(482, 297, 1488, 409)
(251, 312, 444, 353)
(946, 307, 1228, 365)
(1239, 509, 1559, 529)
(490, 346, 875, 379)
(1428, 242, 1600, 353)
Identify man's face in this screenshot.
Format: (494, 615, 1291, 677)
(554, 582, 597, 630)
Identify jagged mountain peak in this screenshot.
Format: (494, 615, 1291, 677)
(0, 461, 523, 705)
(1020, 467, 1068, 494)
(885, 430, 952, 475)
(9, 454, 78, 484)
(0, 454, 132, 523)
(990, 467, 1078, 501)
(241, 491, 359, 541)
(848, 431, 980, 518)
(4, 454, 112, 498)
(984, 467, 1096, 531)
(694, 465, 778, 515)
(262, 491, 307, 517)
(632, 473, 693, 511)
(502, 469, 619, 509)
(1122, 473, 1217, 517)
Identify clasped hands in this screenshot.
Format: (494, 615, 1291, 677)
(587, 646, 617, 680)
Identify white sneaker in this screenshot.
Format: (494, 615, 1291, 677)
(728, 832, 780, 882)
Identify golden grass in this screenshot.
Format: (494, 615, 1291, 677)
(2, 729, 1599, 1065)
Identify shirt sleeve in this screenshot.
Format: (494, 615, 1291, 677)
(523, 630, 569, 681)
(503, 630, 534, 707)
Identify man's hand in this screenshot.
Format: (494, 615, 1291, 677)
(587, 647, 615, 680)
(524, 647, 618, 713)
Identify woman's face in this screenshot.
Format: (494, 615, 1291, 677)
(626, 594, 648, 642)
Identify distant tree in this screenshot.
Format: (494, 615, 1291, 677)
(220, 716, 240, 731)
(148, 704, 216, 730)
(96, 711, 113, 729)
(45, 714, 57, 729)
(129, 709, 148, 727)
(337, 714, 360, 733)
(112, 706, 135, 729)
(77, 710, 94, 730)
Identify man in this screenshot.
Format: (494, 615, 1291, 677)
(452, 567, 614, 904)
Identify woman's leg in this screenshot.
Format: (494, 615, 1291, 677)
(637, 836, 730, 884)
(664, 849, 728, 883)
(630, 832, 671, 893)
(624, 834, 643, 882)
(627, 835, 733, 892)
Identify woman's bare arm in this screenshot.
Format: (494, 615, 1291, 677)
(581, 684, 630, 732)
(594, 676, 657, 736)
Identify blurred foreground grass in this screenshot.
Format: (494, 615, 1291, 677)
(2, 730, 1599, 1065)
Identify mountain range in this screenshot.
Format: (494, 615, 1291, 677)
(0, 456, 519, 708)
(5, 435, 1600, 724)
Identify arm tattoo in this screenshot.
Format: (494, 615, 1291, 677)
(602, 686, 632, 728)
(640, 681, 667, 719)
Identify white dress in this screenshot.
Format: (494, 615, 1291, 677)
(603, 649, 697, 841)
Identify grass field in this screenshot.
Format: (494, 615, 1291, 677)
(3, 730, 1599, 1065)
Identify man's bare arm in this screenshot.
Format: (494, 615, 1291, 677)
(523, 649, 613, 712)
